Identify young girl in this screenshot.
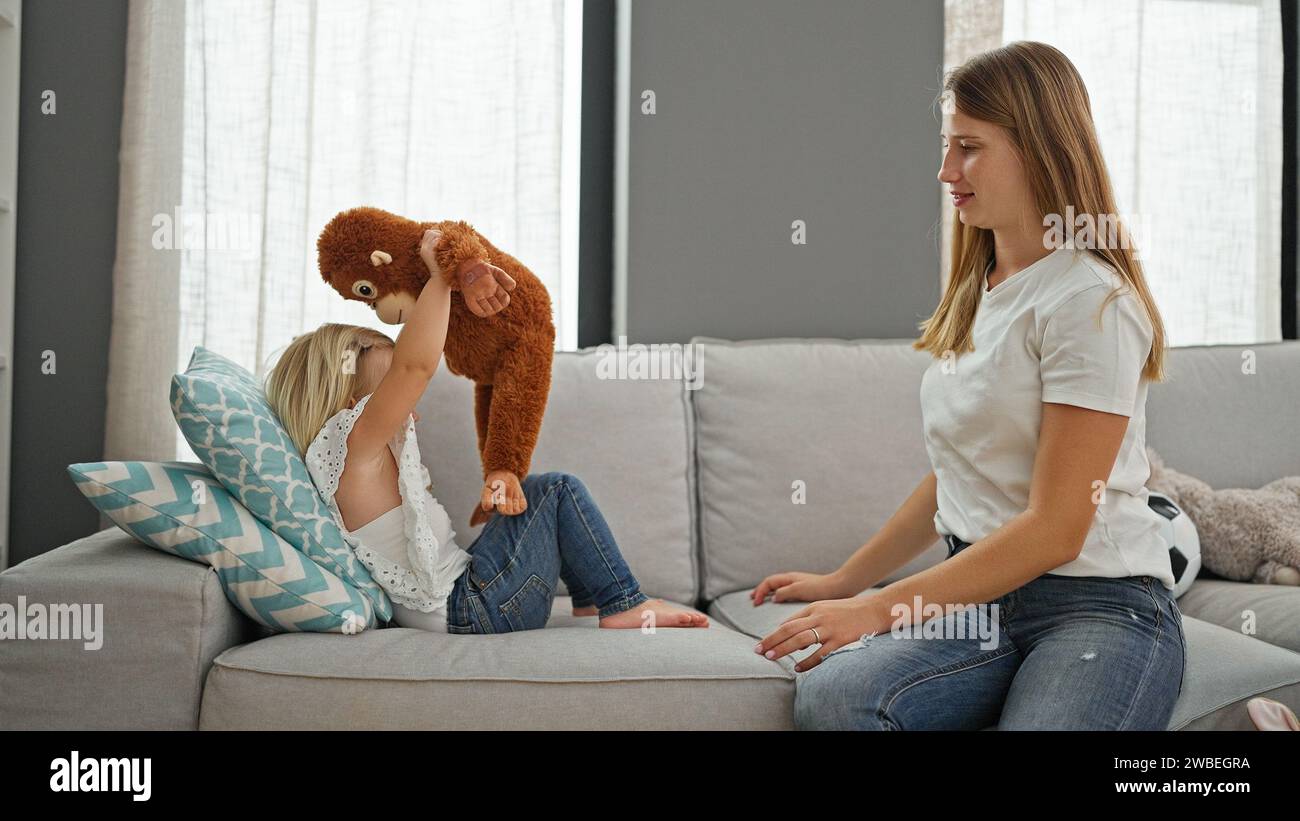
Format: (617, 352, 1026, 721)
(751, 41, 1185, 730)
(264, 229, 708, 633)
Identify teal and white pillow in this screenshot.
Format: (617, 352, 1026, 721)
(169, 346, 393, 622)
(69, 461, 376, 633)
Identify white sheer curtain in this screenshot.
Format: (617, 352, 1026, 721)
(943, 0, 1283, 347)
(104, 0, 581, 465)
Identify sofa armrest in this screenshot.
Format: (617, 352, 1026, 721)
(0, 527, 268, 729)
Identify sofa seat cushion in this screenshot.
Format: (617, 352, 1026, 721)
(1176, 579, 1300, 654)
(708, 588, 1300, 731)
(199, 597, 793, 730)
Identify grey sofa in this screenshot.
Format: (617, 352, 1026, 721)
(3, 338, 1299, 730)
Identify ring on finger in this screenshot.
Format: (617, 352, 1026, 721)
(810, 626, 822, 645)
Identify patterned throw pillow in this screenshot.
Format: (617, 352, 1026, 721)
(68, 461, 374, 633)
(170, 346, 392, 623)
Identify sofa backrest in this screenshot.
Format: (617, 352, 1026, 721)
(415, 337, 1300, 608)
(689, 337, 1300, 601)
(1145, 342, 1300, 490)
(689, 338, 944, 601)
(414, 347, 698, 605)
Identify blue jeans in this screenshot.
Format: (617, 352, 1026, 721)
(793, 534, 1188, 730)
(444, 472, 649, 633)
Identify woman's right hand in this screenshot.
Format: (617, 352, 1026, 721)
(750, 571, 854, 606)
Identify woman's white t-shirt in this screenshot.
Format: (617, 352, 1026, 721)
(918, 246, 1175, 590)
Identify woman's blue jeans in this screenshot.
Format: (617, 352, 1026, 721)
(793, 535, 1188, 730)
(444, 472, 649, 633)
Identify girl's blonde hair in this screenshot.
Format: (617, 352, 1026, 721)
(915, 40, 1167, 382)
(264, 323, 396, 456)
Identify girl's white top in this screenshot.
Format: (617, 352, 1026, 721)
(305, 393, 470, 628)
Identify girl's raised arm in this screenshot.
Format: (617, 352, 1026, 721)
(346, 230, 452, 462)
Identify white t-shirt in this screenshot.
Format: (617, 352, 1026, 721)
(918, 246, 1174, 590)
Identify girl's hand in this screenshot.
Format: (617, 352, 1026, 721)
(750, 570, 854, 606)
(419, 229, 444, 273)
(755, 593, 891, 673)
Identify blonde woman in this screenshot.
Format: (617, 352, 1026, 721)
(752, 41, 1185, 730)
(265, 230, 707, 633)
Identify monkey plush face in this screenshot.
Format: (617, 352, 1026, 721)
(317, 206, 431, 325)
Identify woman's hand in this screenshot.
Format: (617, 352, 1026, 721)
(755, 593, 892, 673)
(750, 570, 855, 606)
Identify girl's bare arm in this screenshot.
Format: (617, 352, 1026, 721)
(346, 232, 452, 461)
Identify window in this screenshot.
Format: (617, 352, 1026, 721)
(943, 0, 1283, 346)
(171, 0, 583, 460)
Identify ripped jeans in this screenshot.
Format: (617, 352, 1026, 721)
(444, 472, 649, 633)
(793, 534, 1187, 730)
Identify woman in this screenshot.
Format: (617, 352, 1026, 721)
(751, 41, 1185, 730)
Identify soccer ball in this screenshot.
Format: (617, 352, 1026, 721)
(1147, 492, 1202, 598)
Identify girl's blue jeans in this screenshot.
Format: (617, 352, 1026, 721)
(445, 472, 649, 633)
(793, 534, 1188, 730)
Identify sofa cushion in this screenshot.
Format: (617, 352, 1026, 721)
(708, 588, 1300, 730)
(1176, 578, 1300, 654)
(68, 461, 375, 633)
(199, 597, 792, 730)
(690, 338, 1300, 605)
(688, 337, 944, 601)
(171, 346, 390, 624)
(0, 528, 265, 729)
(413, 346, 698, 605)
(1146, 342, 1300, 490)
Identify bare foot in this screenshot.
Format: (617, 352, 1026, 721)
(571, 605, 597, 617)
(598, 599, 709, 629)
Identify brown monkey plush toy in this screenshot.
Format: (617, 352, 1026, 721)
(317, 206, 555, 527)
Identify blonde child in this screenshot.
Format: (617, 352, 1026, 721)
(265, 229, 708, 633)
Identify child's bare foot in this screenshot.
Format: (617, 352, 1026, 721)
(598, 599, 709, 629)
(571, 605, 597, 617)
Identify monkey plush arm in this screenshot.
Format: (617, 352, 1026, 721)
(479, 341, 554, 482)
(428, 220, 493, 291)
(472, 383, 493, 459)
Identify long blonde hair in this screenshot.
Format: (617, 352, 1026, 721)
(915, 41, 1167, 382)
(264, 323, 395, 456)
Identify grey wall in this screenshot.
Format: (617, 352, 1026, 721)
(8, 0, 126, 565)
(624, 0, 945, 343)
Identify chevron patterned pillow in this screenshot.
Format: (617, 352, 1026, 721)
(69, 461, 375, 633)
(169, 346, 392, 624)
